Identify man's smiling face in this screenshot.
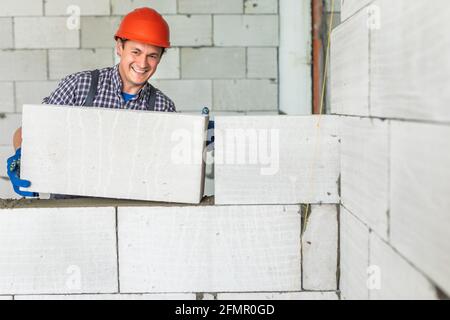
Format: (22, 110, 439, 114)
(116, 39, 163, 93)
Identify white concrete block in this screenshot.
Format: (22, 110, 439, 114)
(213, 80, 278, 112)
(247, 48, 277, 79)
(0, 207, 117, 295)
(371, 0, 450, 122)
(14, 17, 79, 49)
(0, 296, 12, 300)
(45, 0, 110, 16)
(181, 48, 246, 79)
(340, 206, 369, 300)
(21, 105, 207, 204)
(214, 15, 278, 47)
(152, 48, 180, 80)
(165, 15, 212, 47)
(340, 117, 389, 239)
(0, 51, 47, 81)
(341, 0, 373, 21)
(150, 80, 212, 112)
(15, 81, 59, 113)
(81, 17, 122, 48)
(330, 9, 369, 116)
(0, 0, 43, 16)
(245, 0, 279, 14)
(0, 18, 13, 49)
(0, 82, 14, 113)
(178, 0, 243, 13)
(215, 115, 340, 205)
(279, 0, 311, 115)
(15, 293, 196, 300)
(111, 0, 177, 15)
(390, 121, 450, 295)
(118, 205, 301, 293)
(49, 49, 114, 80)
(369, 233, 438, 300)
(302, 205, 338, 291)
(0, 113, 21, 145)
(218, 291, 338, 300)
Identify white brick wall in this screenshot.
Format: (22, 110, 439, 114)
(81, 16, 122, 48)
(181, 48, 246, 79)
(302, 205, 338, 290)
(213, 79, 278, 111)
(245, 0, 279, 14)
(0, 0, 43, 16)
(0, 50, 47, 81)
(340, 117, 389, 240)
(0, 113, 21, 145)
(369, 233, 437, 300)
(15, 81, 59, 112)
(178, 0, 243, 14)
(0, 82, 14, 113)
(48, 49, 114, 80)
(0, 18, 13, 49)
(0, 207, 118, 295)
(165, 15, 213, 47)
(214, 15, 279, 46)
(214, 115, 340, 204)
(15, 17, 80, 49)
(247, 48, 277, 79)
(45, 0, 111, 16)
(118, 205, 301, 293)
(340, 206, 369, 300)
(111, 0, 177, 15)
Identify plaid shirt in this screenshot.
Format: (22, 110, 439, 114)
(43, 64, 176, 112)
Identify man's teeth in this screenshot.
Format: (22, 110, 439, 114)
(132, 67, 147, 74)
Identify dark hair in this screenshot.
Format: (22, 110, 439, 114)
(117, 37, 166, 57)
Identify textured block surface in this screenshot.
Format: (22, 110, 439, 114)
(390, 121, 450, 295)
(215, 116, 340, 205)
(21, 105, 207, 204)
(340, 117, 389, 239)
(340, 206, 369, 300)
(0, 207, 117, 295)
(217, 291, 338, 300)
(118, 205, 301, 293)
(15, 293, 196, 300)
(178, 0, 243, 13)
(0, 50, 47, 81)
(371, 0, 450, 122)
(330, 9, 369, 116)
(369, 233, 437, 300)
(165, 15, 212, 47)
(302, 205, 338, 290)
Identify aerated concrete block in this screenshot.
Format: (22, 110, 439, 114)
(178, 0, 243, 14)
(302, 205, 338, 290)
(214, 115, 340, 205)
(0, 0, 43, 16)
(111, 0, 177, 15)
(369, 233, 438, 300)
(45, 0, 110, 16)
(15, 293, 196, 300)
(0, 207, 117, 295)
(340, 206, 369, 300)
(118, 205, 301, 293)
(370, 0, 450, 122)
(217, 292, 338, 300)
(21, 104, 207, 204)
(390, 121, 450, 296)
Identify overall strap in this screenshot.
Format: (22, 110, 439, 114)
(84, 69, 100, 106)
(148, 84, 156, 111)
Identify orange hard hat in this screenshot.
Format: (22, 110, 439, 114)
(114, 7, 170, 48)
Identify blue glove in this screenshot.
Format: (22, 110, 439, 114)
(6, 148, 39, 198)
(201, 107, 215, 150)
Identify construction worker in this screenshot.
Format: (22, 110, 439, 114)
(6, 7, 177, 198)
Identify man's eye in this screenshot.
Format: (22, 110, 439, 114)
(132, 51, 139, 55)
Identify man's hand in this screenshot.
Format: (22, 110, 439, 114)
(6, 148, 39, 198)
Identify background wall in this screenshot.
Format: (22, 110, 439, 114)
(0, 0, 283, 199)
